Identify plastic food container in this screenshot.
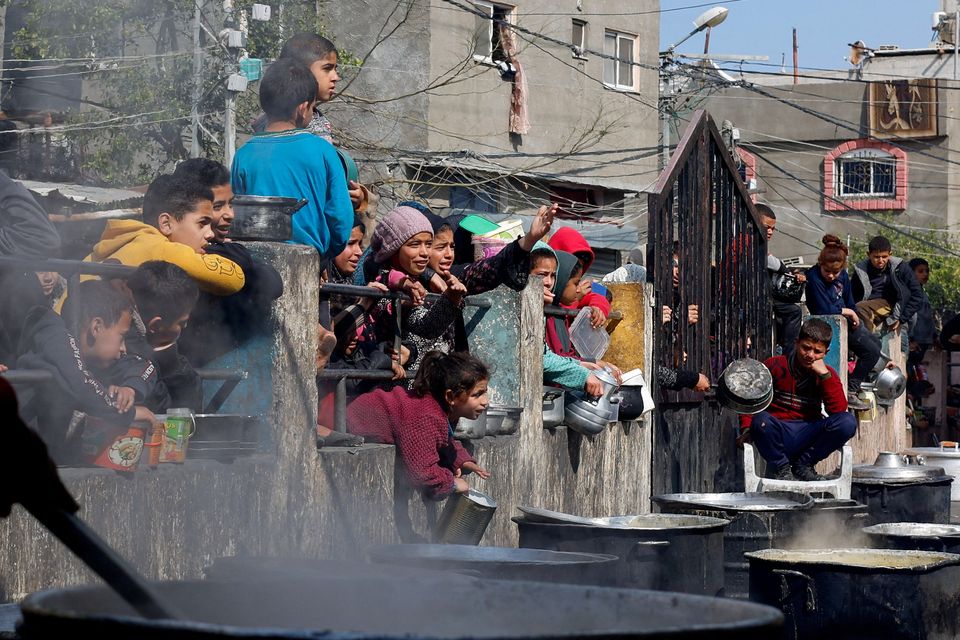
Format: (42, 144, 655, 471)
(569, 307, 610, 361)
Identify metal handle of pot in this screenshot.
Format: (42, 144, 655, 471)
(772, 568, 818, 613)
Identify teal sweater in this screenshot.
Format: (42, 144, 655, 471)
(231, 129, 353, 257)
(543, 344, 589, 390)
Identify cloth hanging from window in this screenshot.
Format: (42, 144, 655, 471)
(499, 24, 530, 135)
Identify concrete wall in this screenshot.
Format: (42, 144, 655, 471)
(0, 242, 654, 602)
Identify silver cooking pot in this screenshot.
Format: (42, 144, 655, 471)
(230, 195, 307, 242)
(872, 365, 906, 401)
(564, 369, 620, 435)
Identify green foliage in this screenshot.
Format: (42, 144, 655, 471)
(10, 0, 341, 186)
(848, 218, 960, 313)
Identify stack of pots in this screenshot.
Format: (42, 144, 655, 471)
(514, 511, 729, 595)
(851, 452, 953, 524)
(652, 492, 814, 599)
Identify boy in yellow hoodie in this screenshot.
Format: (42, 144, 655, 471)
(86, 174, 245, 296)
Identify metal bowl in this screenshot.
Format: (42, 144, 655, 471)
(716, 359, 773, 415)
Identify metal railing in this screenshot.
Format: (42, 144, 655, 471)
(0, 256, 246, 412)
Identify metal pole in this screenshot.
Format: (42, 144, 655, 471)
(334, 377, 347, 433)
(190, 0, 203, 157)
(223, 0, 237, 166)
(792, 28, 798, 85)
(954, 11, 958, 81)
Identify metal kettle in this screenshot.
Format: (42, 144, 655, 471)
(564, 368, 621, 435)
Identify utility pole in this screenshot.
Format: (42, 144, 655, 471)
(223, 0, 241, 166)
(189, 0, 203, 157)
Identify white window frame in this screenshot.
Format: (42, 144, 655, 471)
(572, 19, 588, 59)
(603, 29, 638, 91)
(836, 148, 896, 198)
(472, 1, 514, 66)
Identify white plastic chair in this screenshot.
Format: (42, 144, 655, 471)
(743, 443, 853, 499)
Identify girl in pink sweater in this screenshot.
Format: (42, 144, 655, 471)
(347, 351, 491, 499)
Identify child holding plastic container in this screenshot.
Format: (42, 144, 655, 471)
(346, 351, 491, 499)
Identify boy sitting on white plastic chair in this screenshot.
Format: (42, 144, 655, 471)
(739, 318, 858, 482)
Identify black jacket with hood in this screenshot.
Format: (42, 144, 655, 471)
(851, 256, 924, 325)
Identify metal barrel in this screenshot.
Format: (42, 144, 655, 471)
(433, 489, 497, 545)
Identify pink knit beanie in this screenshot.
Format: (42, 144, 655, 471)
(371, 206, 433, 263)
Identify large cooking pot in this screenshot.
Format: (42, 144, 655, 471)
(852, 452, 953, 524)
(863, 522, 960, 554)
(747, 548, 960, 640)
(514, 512, 728, 595)
(229, 195, 307, 242)
(653, 491, 814, 599)
(904, 444, 960, 501)
(716, 358, 773, 415)
(564, 368, 620, 435)
(368, 543, 618, 585)
(17, 572, 785, 639)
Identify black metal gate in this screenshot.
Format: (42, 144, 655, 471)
(648, 109, 771, 495)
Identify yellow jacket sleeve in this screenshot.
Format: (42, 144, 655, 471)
(157, 242, 246, 295)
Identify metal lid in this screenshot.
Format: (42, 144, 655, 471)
(852, 451, 948, 482)
(651, 491, 814, 512)
(863, 522, 960, 540)
(904, 446, 960, 458)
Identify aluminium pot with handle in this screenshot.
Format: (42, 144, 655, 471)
(229, 195, 307, 242)
(513, 512, 729, 595)
(563, 368, 621, 435)
(747, 548, 960, 640)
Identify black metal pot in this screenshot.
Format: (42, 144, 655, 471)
(17, 572, 785, 639)
(617, 386, 645, 421)
(747, 548, 960, 640)
(652, 492, 814, 600)
(863, 522, 960, 554)
(368, 543, 618, 586)
(851, 478, 953, 525)
(229, 195, 307, 242)
(513, 514, 728, 596)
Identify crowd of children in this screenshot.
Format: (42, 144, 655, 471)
(3, 27, 953, 501)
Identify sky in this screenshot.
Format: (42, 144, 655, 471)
(660, 0, 941, 72)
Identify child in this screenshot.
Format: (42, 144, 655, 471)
(172, 158, 284, 366)
(17, 281, 155, 461)
(123, 261, 202, 412)
(530, 243, 604, 397)
(907, 258, 935, 366)
(85, 173, 246, 296)
(758, 204, 804, 358)
(548, 227, 612, 328)
(275, 32, 370, 214)
(852, 235, 923, 335)
(232, 58, 353, 258)
(36, 270, 67, 310)
(361, 206, 463, 376)
(804, 235, 880, 411)
(346, 350, 490, 499)
(739, 318, 857, 482)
